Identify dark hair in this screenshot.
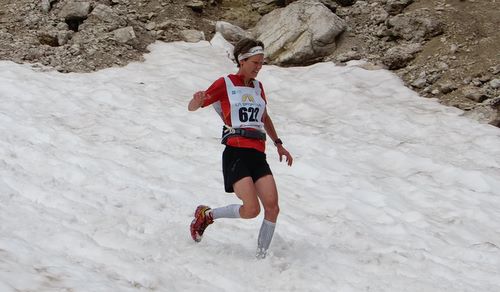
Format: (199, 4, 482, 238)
(233, 38, 264, 68)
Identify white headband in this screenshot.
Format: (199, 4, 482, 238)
(237, 46, 264, 62)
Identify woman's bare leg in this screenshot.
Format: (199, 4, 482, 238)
(254, 174, 279, 258)
(255, 174, 279, 222)
(233, 176, 260, 219)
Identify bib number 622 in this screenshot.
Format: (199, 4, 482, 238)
(239, 107, 260, 122)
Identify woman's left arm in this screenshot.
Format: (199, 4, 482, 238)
(263, 110, 293, 166)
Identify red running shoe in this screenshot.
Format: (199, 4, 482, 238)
(190, 205, 214, 242)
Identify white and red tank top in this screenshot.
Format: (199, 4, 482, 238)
(203, 74, 268, 152)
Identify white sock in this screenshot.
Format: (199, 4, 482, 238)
(256, 219, 276, 258)
(211, 204, 241, 220)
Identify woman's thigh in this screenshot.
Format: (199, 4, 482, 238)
(255, 175, 279, 209)
(233, 176, 260, 208)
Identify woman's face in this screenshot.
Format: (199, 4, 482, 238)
(239, 54, 264, 79)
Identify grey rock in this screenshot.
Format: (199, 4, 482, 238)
(382, 43, 422, 69)
(41, 0, 51, 13)
(58, 30, 73, 46)
(56, 22, 69, 31)
(462, 86, 489, 102)
(59, 2, 91, 20)
(472, 78, 483, 87)
(24, 48, 45, 61)
(411, 77, 427, 88)
(490, 79, 500, 89)
(489, 96, 500, 108)
(113, 26, 136, 43)
(335, 50, 362, 62)
(462, 105, 498, 125)
(181, 30, 205, 43)
(427, 72, 442, 84)
(490, 65, 500, 75)
(450, 44, 459, 54)
(145, 22, 157, 31)
(186, 1, 204, 12)
(479, 74, 492, 83)
(439, 82, 457, 94)
(371, 8, 389, 25)
(436, 61, 449, 71)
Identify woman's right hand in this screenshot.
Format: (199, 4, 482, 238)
(188, 91, 207, 111)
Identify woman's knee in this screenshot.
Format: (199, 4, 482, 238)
(265, 204, 280, 217)
(241, 203, 260, 218)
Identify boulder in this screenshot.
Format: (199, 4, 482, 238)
(215, 21, 250, 43)
(113, 26, 136, 43)
(59, 2, 91, 20)
(252, 0, 346, 65)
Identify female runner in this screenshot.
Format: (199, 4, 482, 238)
(188, 38, 293, 259)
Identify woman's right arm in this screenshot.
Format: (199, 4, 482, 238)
(188, 91, 206, 111)
(189, 77, 224, 111)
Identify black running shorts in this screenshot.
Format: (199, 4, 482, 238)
(222, 146, 273, 193)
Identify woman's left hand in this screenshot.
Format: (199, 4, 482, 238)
(277, 145, 293, 166)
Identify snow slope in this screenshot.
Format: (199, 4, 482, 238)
(0, 40, 499, 291)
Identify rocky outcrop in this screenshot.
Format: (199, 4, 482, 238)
(327, 0, 499, 127)
(0, 0, 222, 72)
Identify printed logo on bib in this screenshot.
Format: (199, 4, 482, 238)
(242, 94, 255, 102)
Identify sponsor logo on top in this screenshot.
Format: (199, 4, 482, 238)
(242, 94, 255, 102)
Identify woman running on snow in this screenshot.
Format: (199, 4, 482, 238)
(188, 38, 293, 259)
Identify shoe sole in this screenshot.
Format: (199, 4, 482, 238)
(190, 206, 208, 242)
(191, 218, 202, 242)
